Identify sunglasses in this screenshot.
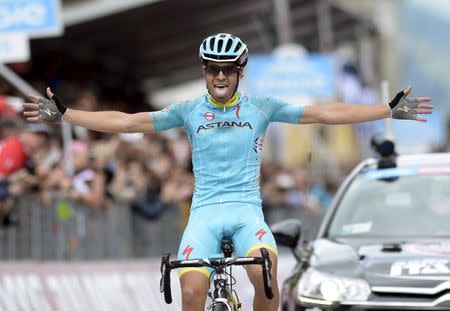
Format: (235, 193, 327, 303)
(203, 64, 240, 76)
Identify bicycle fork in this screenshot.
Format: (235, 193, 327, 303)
(209, 271, 241, 311)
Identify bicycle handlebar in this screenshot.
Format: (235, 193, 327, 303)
(160, 253, 173, 303)
(160, 248, 274, 303)
(259, 247, 274, 299)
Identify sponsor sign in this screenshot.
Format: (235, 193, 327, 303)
(253, 135, 264, 155)
(390, 259, 450, 276)
(0, 256, 296, 310)
(0, 260, 176, 311)
(245, 54, 335, 98)
(196, 121, 253, 133)
(0, 0, 63, 37)
(205, 112, 214, 121)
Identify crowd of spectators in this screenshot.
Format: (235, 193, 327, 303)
(0, 79, 341, 234)
(1, 74, 449, 257)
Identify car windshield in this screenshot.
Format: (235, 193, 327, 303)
(327, 172, 450, 239)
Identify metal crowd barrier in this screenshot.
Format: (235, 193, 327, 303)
(0, 193, 323, 261)
(0, 193, 183, 261)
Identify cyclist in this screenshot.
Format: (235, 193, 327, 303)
(23, 33, 433, 311)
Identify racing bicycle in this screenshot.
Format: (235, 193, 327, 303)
(160, 239, 274, 310)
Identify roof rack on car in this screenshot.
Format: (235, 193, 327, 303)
(370, 135, 397, 169)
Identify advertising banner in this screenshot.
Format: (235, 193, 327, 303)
(245, 53, 336, 99)
(0, 0, 62, 37)
(0, 256, 295, 310)
(0, 260, 175, 311)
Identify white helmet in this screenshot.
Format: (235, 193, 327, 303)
(199, 33, 248, 67)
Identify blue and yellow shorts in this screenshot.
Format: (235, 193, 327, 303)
(177, 202, 277, 279)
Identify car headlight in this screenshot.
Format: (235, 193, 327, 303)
(297, 268, 371, 305)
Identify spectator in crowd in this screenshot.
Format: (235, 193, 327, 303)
(161, 165, 194, 226)
(45, 140, 107, 209)
(0, 122, 52, 225)
(66, 140, 107, 209)
(285, 168, 321, 214)
(128, 160, 167, 221)
(165, 128, 192, 168)
(310, 176, 339, 210)
(261, 163, 287, 211)
(0, 118, 22, 140)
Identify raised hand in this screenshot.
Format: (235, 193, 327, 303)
(23, 87, 67, 123)
(389, 86, 433, 122)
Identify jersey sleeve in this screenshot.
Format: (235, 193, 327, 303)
(149, 101, 191, 132)
(255, 96, 304, 124)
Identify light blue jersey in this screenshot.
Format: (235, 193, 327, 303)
(150, 92, 304, 210)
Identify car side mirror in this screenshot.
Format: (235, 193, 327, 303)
(270, 219, 302, 249)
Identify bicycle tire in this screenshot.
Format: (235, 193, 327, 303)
(212, 280, 234, 311)
(212, 302, 229, 311)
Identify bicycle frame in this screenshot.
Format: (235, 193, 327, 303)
(209, 265, 241, 310)
(160, 246, 273, 310)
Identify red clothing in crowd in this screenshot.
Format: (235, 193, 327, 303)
(0, 138, 27, 177)
(0, 97, 17, 119)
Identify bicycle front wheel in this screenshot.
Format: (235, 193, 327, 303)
(212, 302, 229, 311)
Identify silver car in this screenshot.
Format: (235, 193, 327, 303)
(272, 138, 450, 311)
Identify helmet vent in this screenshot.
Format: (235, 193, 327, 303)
(225, 40, 233, 52)
(218, 39, 224, 52)
(234, 42, 242, 53)
(209, 38, 215, 51)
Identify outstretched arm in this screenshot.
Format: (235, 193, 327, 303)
(62, 109, 154, 134)
(299, 86, 433, 125)
(23, 88, 155, 134)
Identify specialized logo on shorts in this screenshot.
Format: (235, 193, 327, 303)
(196, 121, 253, 133)
(253, 135, 264, 155)
(183, 245, 193, 259)
(236, 105, 241, 119)
(205, 112, 215, 121)
(255, 229, 267, 241)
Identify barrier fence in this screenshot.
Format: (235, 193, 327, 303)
(0, 193, 324, 261)
(0, 194, 183, 261)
